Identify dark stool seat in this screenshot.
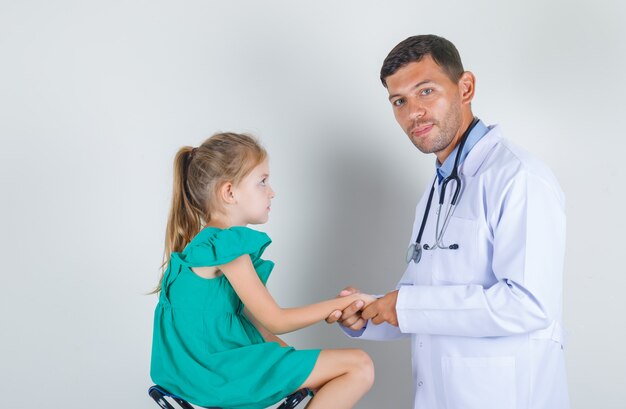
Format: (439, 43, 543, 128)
(148, 385, 310, 409)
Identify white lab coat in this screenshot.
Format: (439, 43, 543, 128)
(346, 126, 569, 409)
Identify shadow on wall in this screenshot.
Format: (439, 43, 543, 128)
(283, 130, 420, 408)
(313, 136, 423, 298)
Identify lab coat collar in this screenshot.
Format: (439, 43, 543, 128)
(459, 124, 502, 177)
(436, 119, 489, 182)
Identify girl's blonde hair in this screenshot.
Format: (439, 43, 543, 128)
(152, 132, 267, 293)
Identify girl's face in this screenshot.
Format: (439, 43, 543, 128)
(231, 159, 275, 225)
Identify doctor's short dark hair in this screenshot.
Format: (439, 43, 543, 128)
(380, 34, 465, 87)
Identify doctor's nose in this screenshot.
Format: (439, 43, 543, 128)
(407, 99, 426, 120)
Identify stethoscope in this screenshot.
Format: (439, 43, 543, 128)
(406, 117, 480, 264)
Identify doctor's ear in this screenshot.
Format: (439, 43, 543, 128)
(458, 71, 476, 104)
(219, 182, 237, 205)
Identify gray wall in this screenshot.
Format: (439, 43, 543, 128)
(1, 1, 624, 408)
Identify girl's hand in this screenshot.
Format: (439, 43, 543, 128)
(355, 293, 377, 307)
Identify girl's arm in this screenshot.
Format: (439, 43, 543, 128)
(221, 254, 375, 335)
(244, 307, 288, 346)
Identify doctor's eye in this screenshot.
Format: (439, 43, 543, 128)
(420, 88, 433, 96)
(260, 178, 267, 186)
(392, 98, 405, 107)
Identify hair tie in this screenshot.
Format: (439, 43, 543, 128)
(190, 147, 198, 157)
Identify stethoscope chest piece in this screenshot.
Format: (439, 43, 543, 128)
(406, 243, 422, 264)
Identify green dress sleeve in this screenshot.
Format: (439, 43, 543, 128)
(177, 226, 275, 284)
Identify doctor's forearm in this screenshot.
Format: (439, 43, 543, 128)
(395, 283, 551, 337)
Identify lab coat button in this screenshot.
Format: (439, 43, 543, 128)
(418, 381, 423, 387)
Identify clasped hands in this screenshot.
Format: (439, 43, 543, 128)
(326, 287, 399, 329)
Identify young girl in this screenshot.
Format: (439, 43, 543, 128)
(151, 132, 375, 409)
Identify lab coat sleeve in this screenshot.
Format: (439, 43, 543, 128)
(341, 320, 408, 340)
(396, 170, 565, 337)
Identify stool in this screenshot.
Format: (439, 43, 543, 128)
(148, 385, 311, 409)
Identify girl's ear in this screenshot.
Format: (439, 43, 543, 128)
(219, 182, 237, 205)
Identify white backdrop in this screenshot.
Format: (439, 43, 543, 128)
(1, 1, 625, 408)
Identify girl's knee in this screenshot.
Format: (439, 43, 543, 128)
(303, 348, 374, 391)
(349, 349, 375, 388)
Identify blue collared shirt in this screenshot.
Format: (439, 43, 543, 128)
(436, 119, 489, 183)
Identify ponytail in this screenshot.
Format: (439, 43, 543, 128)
(152, 147, 204, 293)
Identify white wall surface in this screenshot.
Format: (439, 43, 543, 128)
(1, 1, 624, 408)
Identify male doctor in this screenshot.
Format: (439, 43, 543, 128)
(327, 35, 570, 408)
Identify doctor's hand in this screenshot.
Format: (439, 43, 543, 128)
(361, 290, 399, 327)
(325, 287, 368, 331)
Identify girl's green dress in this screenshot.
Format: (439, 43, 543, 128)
(151, 227, 320, 409)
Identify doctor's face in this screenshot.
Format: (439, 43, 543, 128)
(385, 55, 474, 163)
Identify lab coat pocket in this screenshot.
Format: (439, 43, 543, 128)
(442, 356, 516, 409)
(432, 216, 478, 283)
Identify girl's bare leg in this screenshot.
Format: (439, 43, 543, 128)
(298, 349, 374, 409)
